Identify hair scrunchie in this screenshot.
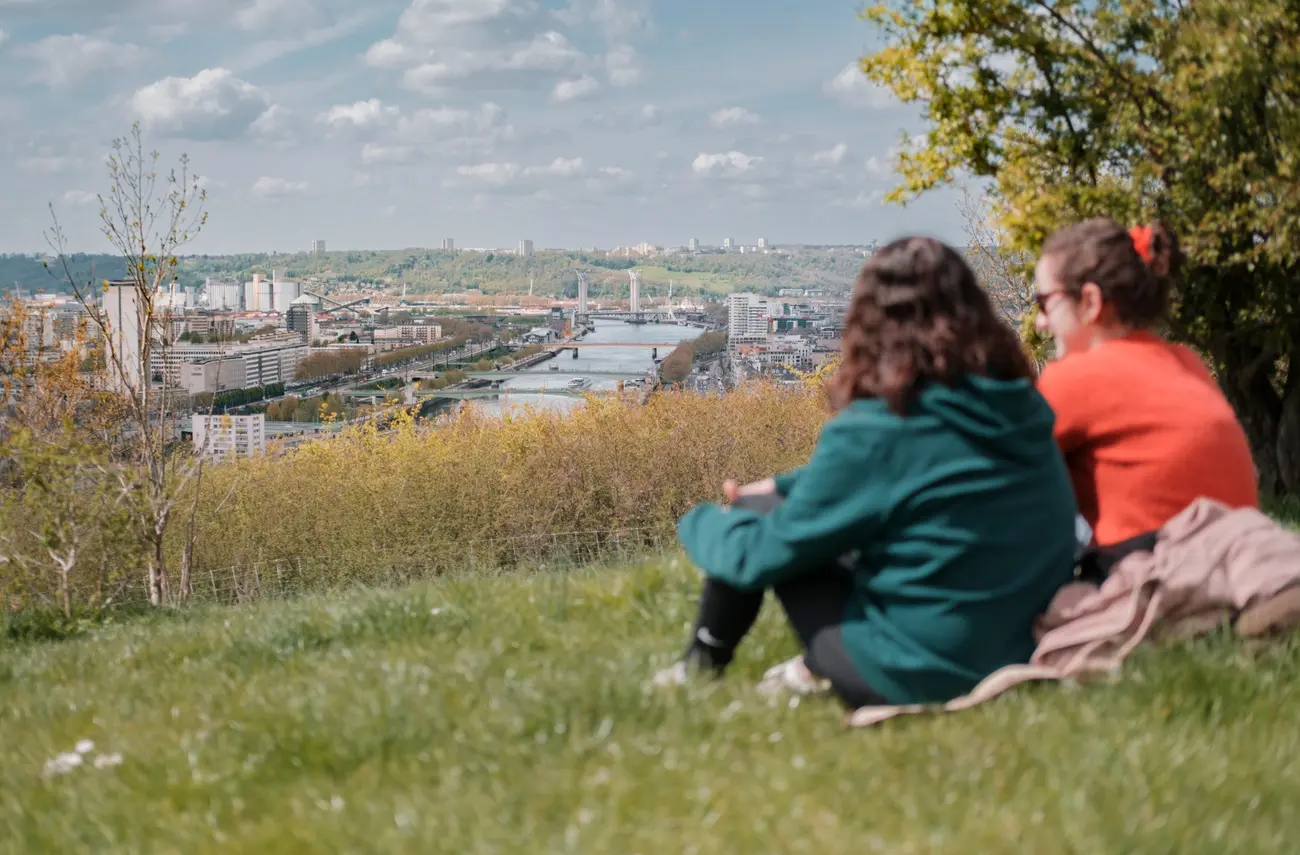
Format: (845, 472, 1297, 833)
(1129, 225, 1153, 263)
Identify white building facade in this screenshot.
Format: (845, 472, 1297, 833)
(101, 280, 144, 393)
(398, 324, 443, 343)
(152, 340, 308, 390)
(191, 413, 266, 462)
(726, 292, 775, 350)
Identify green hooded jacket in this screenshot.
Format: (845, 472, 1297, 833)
(676, 376, 1078, 705)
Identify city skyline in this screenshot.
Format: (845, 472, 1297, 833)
(0, 0, 969, 255)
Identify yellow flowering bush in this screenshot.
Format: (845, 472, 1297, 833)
(182, 383, 828, 587)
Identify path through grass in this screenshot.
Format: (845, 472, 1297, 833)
(3, 555, 1299, 853)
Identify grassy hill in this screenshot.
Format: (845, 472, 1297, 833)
(3, 549, 1299, 854)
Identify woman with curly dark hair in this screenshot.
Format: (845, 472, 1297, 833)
(653, 237, 1079, 708)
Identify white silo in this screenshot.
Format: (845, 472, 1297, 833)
(212, 282, 242, 310)
(244, 274, 262, 311)
(273, 279, 302, 312)
(257, 277, 273, 313)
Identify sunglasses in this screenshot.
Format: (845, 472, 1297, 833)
(1033, 291, 1072, 313)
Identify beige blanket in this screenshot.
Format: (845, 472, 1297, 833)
(845, 498, 1300, 729)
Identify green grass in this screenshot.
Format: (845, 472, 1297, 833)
(629, 266, 733, 293)
(3, 555, 1300, 854)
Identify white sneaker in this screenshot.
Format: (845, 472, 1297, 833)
(651, 660, 691, 687)
(756, 655, 831, 697)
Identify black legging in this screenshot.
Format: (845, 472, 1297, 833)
(691, 570, 886, 709)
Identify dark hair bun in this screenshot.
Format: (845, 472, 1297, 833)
(1146, 220, 1182, 280)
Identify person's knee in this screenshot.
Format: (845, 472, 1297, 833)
(805, 626, 885, 708)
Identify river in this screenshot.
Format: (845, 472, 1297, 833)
(451, 319, 703, 418)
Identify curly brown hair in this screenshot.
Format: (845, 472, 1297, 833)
(1040, 218, 1182, 328)
(828, 237, 1034, 414)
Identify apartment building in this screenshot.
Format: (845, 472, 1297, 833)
(153, 340, 308, 390)
(180, 359, 246, 396)
(191, 413, 266, 462)
(725, 292, 777, 352)
(398, 324, 442, 343)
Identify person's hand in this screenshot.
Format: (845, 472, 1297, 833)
(722, 477, 775, 504)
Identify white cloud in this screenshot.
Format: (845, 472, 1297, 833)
(393, 102, 509, 143)
(555, 0, 649, 38)
(692, 151, 763, 177)
(709, 107, 760, 128)
(361, 144, 417, 165)
(319, 98, 400, 130)
(0, 29, 9, 47)
(363, 39, 410, 69)
(813, 143, 848, 166)
(61, 190, 99, 207)
(865, 155, 890, 178)
(552, 75, 600, 103)
(825, 63, 896, 109)
(454, 162, 521, 186)
(352, 172, 373, 187)
(450, 156, 587, 188)
(132, 68, 275, 140)
(229, 13, 372, 74)
(523, 157, 585, 178)
(398, 32, 585, 94)
(395, 0, 519, 35)
(251, 176, 310, 198)
(588, 165, 635, 193)
(639, 104, 662, 125)
(368, 1, 590, 94)
(21, 34, 141, 87)
(236, 0, 316, 30)
(249, 104, 296, 142)
(605, 45, 641, 86)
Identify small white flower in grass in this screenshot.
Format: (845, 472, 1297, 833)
(44, 752, 83, 777)
(330, 795, 345, 811)
(430, 607, 444, 616)
(94, 753, 123, 769)
(75, 739, 95, 754)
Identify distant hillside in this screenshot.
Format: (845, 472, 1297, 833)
(180, 248, 865, 299)
(1, 248, 864, 300)
(4, 246, 1024, 303)
(0, 254, 128, 295)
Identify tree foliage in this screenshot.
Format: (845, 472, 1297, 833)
(860, 0, 1300, 495)
(2, 246, 867, 300)
(43, 123, 215, 603)
(658, 332, 726, 385)
(295, 349, 366, 381)
(0, 298, 142, 621)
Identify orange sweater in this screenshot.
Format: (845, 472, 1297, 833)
(1036, 332, 1258, 547)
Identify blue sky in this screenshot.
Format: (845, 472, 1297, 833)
(0, 0, 967, 254)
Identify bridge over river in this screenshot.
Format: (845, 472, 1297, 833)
(412, 387, 611, 400)
(463, 368, 651, 381)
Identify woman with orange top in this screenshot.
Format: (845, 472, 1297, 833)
(1032, 218, 1259, 579)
